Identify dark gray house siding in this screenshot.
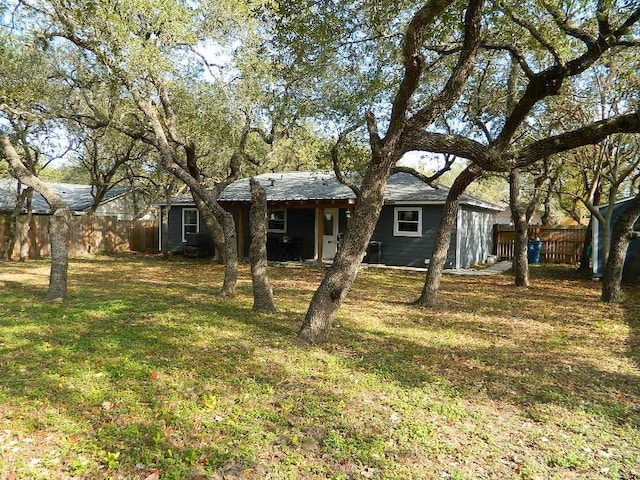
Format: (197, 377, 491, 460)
(166, 202, 496, 268)
(458, 207, 496, 269)
(370, 205, 457, 268)
(164, 205, 214, 254)
(593, 199, 640, 281)
(166, 205, 186, 252)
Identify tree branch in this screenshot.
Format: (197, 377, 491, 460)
(543, 2, 596, 47)
(513, 111, 640, 167)
(384, 0, 452, 141)
(508, 8, 563, 65)
(405, 0, 484, 132)
(391, 158, 455, 188)
(332, 123, 363, 197)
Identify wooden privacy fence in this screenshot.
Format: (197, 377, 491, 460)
(0, 214, 158, 259)
(493, 225, 587, 264)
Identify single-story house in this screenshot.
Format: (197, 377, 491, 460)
(0, 179, 139, 220)
(161, 171, 503, 269)
(592, 196, 640, 281)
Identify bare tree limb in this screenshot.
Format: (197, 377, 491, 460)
(390, 158, 455, 188)
(332, 123, 363, 197)
(405, 0, 484, 132)
(384, 0, 452, 141)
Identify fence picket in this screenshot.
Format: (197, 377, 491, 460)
(493, 225, 587, 265)
(0, 214, 158, 259)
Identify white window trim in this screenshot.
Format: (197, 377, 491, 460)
(182, 208, 200, 242)
(267, 208, 287, 233)
(393, 207, 422, 237)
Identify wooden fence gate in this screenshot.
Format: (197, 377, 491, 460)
(493, 225, 587, 264)
(0, 214, 158, 259)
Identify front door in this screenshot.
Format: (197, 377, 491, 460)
(322, 208, 339, 260)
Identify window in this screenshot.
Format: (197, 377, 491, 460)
(394, 207, 422, 237)
(268, 209, 287, 233)
(182, 208, 199, 241)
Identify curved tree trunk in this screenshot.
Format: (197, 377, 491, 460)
(178, 188, 238, 297)
(135, 99, 239, 297)
(509, 169, 530, 287)
(191, 193, 227, 264)
(299, 0, 483, 342)
(1, 133, 71, 301)
(299, 164, 391, 343)
(249, 178, 277, 312)
(215, 211, 238, 297)
(46, 207, 71, 301)
(18, 189, 33, 261)
(416, 164, 483, 307)
(185, 144, 228, 264)
(601, 194, 640, 302)
(579, 217, 593, 270)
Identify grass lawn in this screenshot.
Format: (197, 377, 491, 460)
(0, 256, 638, 480)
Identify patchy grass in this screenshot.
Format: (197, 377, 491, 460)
(0, 256, 638, 480)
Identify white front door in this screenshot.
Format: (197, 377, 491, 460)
(322, 208, 339, 260)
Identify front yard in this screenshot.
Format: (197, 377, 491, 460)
(0, 256, 638, 479)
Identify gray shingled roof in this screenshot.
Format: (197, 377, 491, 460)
(0, 178, 131, 214)
(169, 171, 502, 211)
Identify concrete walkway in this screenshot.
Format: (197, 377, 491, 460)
(444, 261, 513, 276)
(360, 261, 513, 276)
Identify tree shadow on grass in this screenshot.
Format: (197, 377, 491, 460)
(3, 258, 639, 477)
(328, 323, 640, 428)
(0, 262, 317, 475)
(317, 267, 640, 430)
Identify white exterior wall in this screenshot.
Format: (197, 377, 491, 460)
(94, 193, 138, 220)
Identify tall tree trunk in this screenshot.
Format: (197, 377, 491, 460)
(1, 133, 71, 301)
(249, 178, 277, 312)
(161, 205, 170, 258)
(4, 218, 15, 260)
(213, 210, 237, 297)
(601, 194, 640, 302)
(299, 164, 391, 343)
(416, 164, 483, 307)
(46, 207, 71, 301)
(17, 213, 31, 261)
(184, 144, 228, 263)
(163, 178, 238, 297)
(509, 169, 530, 287)
(298, 0, 483, 341)
(18, 190, 33, 261)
